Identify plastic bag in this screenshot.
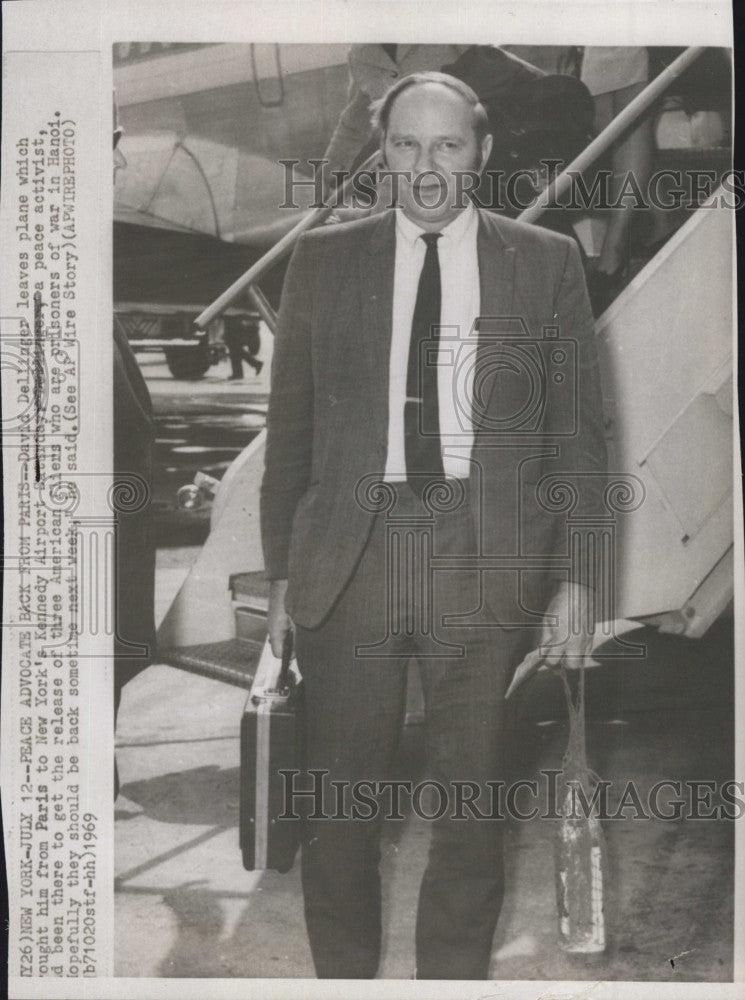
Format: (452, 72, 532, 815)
(554, 665, 606, 954)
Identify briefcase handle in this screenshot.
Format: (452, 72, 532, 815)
(277, 630, 294, 695)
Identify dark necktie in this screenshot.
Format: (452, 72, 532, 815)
(405, 232, 444, 493)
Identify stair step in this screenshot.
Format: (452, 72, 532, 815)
(159, 637, 263, 688)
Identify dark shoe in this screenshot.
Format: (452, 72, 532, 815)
(252, 360, 263, 376)
(228, 373, 244, 381)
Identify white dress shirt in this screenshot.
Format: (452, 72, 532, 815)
(384, 202, 480, 481)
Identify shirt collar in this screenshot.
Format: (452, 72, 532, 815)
(395, 201, 477, 252)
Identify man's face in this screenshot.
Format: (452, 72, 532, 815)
(382, 83, 492, 231)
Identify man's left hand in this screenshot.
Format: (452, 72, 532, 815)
(505, 582, 600, 698)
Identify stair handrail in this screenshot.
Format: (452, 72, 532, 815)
(194, 153, 379, 330)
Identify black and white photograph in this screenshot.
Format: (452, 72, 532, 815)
(111, 35, 737, 983)
(0, 3, 741, 998)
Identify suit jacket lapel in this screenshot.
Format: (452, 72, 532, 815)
(475, 211, 517, 428)
(477, 209, 516, 327)
(360, 211, 396, 400)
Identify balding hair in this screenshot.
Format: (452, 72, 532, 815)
(370, 71, 490, 145)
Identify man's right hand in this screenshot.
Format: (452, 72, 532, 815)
(267, 579, 293, 658)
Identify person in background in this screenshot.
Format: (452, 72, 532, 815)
(224, 314, 263, 380)
(325, 44, 594, 222)
(580, 47, 654, 314)
(442, 45, 594, 218)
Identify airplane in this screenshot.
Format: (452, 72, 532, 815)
(114, 42, 348, 376)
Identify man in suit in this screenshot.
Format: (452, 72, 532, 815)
(261, 72, 607, 979)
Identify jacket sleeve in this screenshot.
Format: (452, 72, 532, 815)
(323, 66, 375, 178)
(260, 235, 315, 580)
(548, 238, 608, 586)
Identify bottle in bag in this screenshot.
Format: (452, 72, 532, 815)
(554, 666, 606, 954)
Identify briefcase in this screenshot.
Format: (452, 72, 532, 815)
(239, 634, 303, 873)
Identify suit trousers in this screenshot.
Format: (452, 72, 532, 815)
(294, 480, 528, 979)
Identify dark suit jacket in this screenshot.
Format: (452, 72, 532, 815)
(261, 208, 607, 629)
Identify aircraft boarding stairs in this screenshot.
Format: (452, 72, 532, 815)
(155, 47, 735, 690)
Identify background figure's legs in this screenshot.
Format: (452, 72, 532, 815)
(240, 345, 263, 375)
(587, 80, 654, 316)
(242, 323, 262, 374)
(225, 330, 244, 379)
